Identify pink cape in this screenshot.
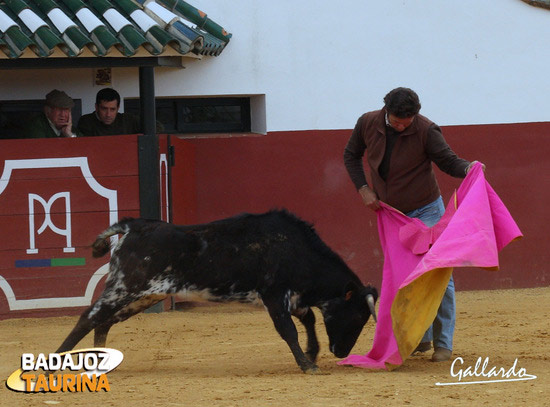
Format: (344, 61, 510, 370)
(339, 163, 522, 370)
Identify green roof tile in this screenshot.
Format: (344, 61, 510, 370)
(0, 0, 231, 58)
(34, 25, 67, 55)
(118, 24, 151, 55)
(60, 0, 120, 54)
(156, 0, 231, 43)
(0, 7, 36, 57)
(32, 0, 93, 54)
(4, 0, 27, 15)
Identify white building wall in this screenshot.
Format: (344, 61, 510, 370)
(2, 0, 550, 131)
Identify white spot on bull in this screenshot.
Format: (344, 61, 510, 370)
(112, 233, 127, 255)
(88, 257, 128, 320)
(88, 275, 127, 319)
(284, 290, 301, 313)
(105, 256, 122, 284)
(145, 275, 176, 294)
(88, 301, 103, 320)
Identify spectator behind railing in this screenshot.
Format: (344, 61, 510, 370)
(78, 88, 163, 137)
(23, 90, 82, 138)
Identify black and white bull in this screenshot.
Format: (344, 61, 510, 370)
(56, 210, 377, 373)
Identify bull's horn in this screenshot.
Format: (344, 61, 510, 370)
(366, 294, 377, 323)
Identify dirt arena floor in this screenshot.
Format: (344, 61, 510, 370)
(1, 287, 548, 406)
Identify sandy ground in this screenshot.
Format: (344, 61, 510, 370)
(1, 287, 548, 407)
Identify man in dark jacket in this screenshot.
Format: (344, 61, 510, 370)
(344, 87, 482, 362)
(23, 90, 81, 138)
(78, 88, 162, 137)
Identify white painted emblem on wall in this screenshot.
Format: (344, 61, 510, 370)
(0, 157, 118, 311)
(27, 192, 75, 254)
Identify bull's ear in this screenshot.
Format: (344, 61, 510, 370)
(344, 282, 359, 301)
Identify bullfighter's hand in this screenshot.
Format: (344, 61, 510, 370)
(359, 185, 380, 211)
(466, 160, 486, 174)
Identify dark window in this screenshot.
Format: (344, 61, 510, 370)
(0, 99, 82, 139)
(124, 97, 251, 134)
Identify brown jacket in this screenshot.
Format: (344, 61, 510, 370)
(344, 109, 470, 213)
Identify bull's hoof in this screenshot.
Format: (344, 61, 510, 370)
(305, 351, 319, 363)
(304, 366, 329, 375)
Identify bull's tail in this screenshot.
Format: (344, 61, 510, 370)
(92, 219, 133, 258)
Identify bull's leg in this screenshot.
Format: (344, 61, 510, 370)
(292, 308, 319, 363)
(56, 294, 134, 353)
(93, 323, 112, 348)
(56, 304, 117, 353)
(263, 298, 320, 374)
(93, 295, 168, 347)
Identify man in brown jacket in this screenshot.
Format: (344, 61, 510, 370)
(344, 87, 481, 362)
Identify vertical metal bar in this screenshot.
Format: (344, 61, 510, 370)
(138, 66, 160, 221)
(167, 135, 175, 224)
(139, 66, 156, 136)
(138, 66, 164, 313)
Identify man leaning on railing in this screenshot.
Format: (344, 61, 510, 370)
(23, 90, 82, 139)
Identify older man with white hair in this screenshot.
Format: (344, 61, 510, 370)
(24, 90, 81, 138)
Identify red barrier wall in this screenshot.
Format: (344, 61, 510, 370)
(0, 135, 141, 319)
(1, 122, 544, 320)
(171, 122, 550, 291)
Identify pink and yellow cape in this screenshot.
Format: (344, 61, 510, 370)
(339, 163, 522, 370)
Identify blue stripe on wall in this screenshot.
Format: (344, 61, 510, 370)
(15, 259, 51, 268)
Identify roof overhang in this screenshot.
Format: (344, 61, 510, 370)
(0, 0, 231, 67)
(0, 55, 186, 69)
